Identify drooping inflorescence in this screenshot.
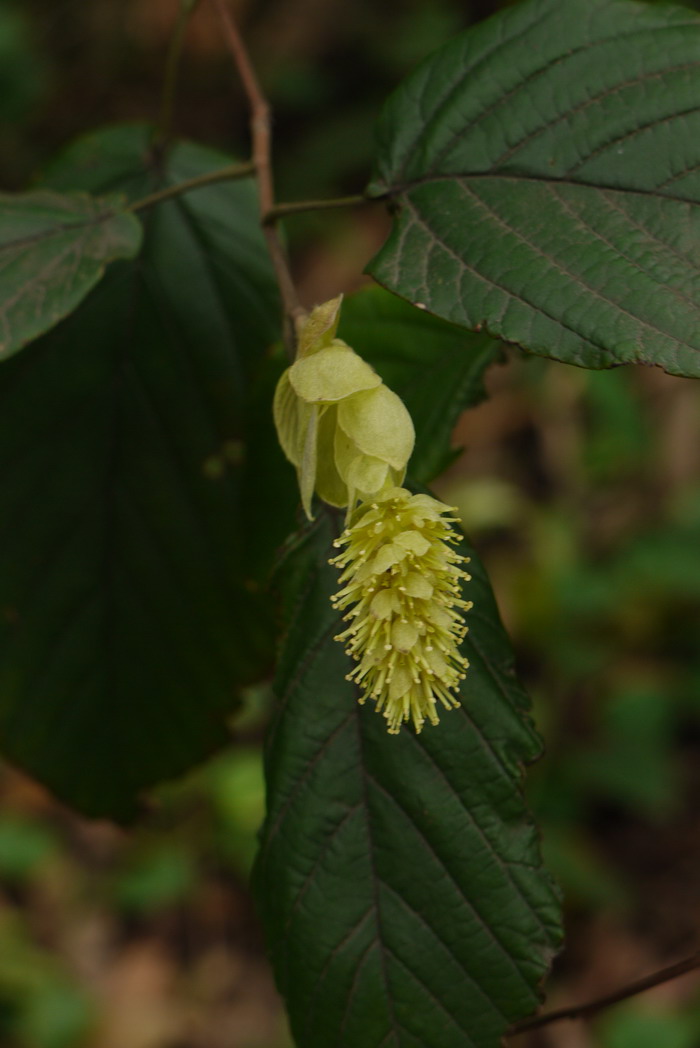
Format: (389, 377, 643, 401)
(330, 487, 472, 734)
(273, 295, 474, 735)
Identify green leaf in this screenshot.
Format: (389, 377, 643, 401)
(254, 512, 561, 1048)
(0, 816, 57, 882)
(339, 286, 501, 482)
(0, 125, 282, 820)
(115, 845, 196, 913)
(368, 0, 700, 377)
(0, 190, 141, 360)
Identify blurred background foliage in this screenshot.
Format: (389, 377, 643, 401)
(2, 0, 700, 1045)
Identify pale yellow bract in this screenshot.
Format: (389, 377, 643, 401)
(273, 295, 414, 518)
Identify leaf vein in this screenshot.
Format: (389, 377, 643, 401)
(549, 184, 700, 310)
(566, 101, 700, 177)
(366, 770, 535, 997)
(260, 704, 355, 853)
(407, 730, 550, 940)
(457, 180, 699, 353)
(402, 192, 600, 353)
(282, 802, 363, 937)
(393, 2, 552, 182)
(423, 22, 700, 179)
(492, 60, 700, 169)
(380, 879, 503, 1033)
(385, 944, 480, 1042)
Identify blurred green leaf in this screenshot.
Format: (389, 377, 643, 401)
(209, 747, 266, 873)
(582, 370, 650, 481)
(0, 914, 93, 1048)
(616, 525, 700, 601)
(0, 3, 47, 122)
(537, 825, 627, 911)
(254, 513, 561, 1048)
(0, 816, 57, 882)
(339, 285, 501, 482)
(0, 190, 141, 360)
(16, 983, 92, 1048)
(368, 0, 700, 376)
(0, 124, 281, 820)
(115, 845, 195, 913)
(598, 1004, 700, 1048)
(568, 688, 679, 818)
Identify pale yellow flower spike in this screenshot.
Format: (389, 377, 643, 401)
(330, 487, 473, 734)
(273, 295, 472, 733)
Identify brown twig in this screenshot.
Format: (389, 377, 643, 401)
(154, 0, 202, 149)
(209, 0, 304, 351)
(263, 194, 369, 223)
(509, 951, 700, 1036)
(127, 161, 255, 213)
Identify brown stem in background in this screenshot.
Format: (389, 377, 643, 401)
(154, 0, 202, 149)
(264, 194, 369, 223)
(509, 951, 700, 1036)
(209, 0, 304, 352)
(128, 161, 255, 213)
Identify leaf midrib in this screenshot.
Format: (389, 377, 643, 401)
(379, 170, 700, 207)
(391, 9, 700, 184)
(0, 209, 119, 255)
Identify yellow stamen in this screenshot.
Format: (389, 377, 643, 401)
(330, 487, 472, 734)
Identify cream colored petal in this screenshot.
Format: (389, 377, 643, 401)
(314, 406, 348, 507)
(349, 456, 390, 496)
(389, 664, 413, 700)
(408, 493, 456, 517)
(402, 572, 434, 599)
(370, 589, 401, 619)
(333, 424, 356, 483)
(337, 384, 414, 470)
(371, 543, 407, 574)
(390, 465, 407, 489)
(394, 530, 431, 556)
(289, 344, 382, 403)
(273, 369, 312, 467)
(296, 295, 343, 358)
(391, 620, 418, 652)
(299, 405, 318, 520)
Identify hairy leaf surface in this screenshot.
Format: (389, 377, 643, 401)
(0, 190, 141, 359)
(0, 125, 287, 818)
(255, 513, 561, 1048)
(368, 0, 700, 376)
(339, 286, 501, 482)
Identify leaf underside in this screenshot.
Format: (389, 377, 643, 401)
(0, 125, 285, 819)
(367, 0, 700, 377)
(254, 513, 561, 1048)
(0, 189, 142, 360)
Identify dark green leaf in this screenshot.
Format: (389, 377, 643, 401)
(254, 513, 561, 1048)
(339, 286, 501, 482)
(368, 0, 700, 376)
(0, 125, 282, 819)
(0, 190, 141, 360)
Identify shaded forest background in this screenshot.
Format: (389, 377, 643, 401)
(3, 0, 700, 1045)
